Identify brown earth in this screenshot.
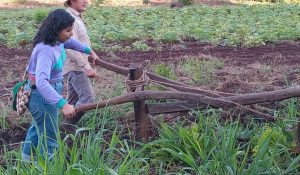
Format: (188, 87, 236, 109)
(1, 40, 300, 166)
(0, 1, 60, 9)
(2, 40, 300, 92)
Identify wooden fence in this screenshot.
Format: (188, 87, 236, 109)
(61, 59, 300, 144)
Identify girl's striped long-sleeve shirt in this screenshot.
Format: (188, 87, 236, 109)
(26, 38, 91, 109)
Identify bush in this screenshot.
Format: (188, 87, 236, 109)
(178, 0, 193, 6)
(153, 63, 176, 80)
(131, 41, 149, 51)
(103, 31, 119, 42)
(34, 9, 48, 23)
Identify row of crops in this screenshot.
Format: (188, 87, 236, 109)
(1, 3, 300, 174)
(1, 4, 300, 50)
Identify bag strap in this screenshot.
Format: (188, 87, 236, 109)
(21, 69, 28, 81)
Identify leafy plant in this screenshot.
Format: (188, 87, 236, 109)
(252, 125, 287, 157)
(153, 63, 176, 80)
(3, 5, 300, 48)
(103, 31, 119, 42)
(131, 41, 149, 51)
(178, 0, 193, 6)
(34, 9, 48, 23)
(147, 63, 177, 91)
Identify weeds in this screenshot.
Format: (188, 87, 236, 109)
(146, 63, 177, 91)
(1, 99, 300, 174)
(153, 63, 176, 80)
(33, 9, 48, 23)
(180, 57, 224, 86)
(0, 109, 9, 130)
(131, 41, 150, 51)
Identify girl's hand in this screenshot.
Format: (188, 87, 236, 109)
(62, 104, 76, 118)
(89, 50, 99, 65)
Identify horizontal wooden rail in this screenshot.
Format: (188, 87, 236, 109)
(146, 101, 203, 114)
(69, 89, 300, 121)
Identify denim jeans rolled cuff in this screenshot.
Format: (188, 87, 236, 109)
(22, 81, 63, 158)
(22, 133, 58, 158)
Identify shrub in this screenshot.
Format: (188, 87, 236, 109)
(34, 9, 48, 23)
(178, 0, 193, 6)
(153, 63, 176, 80)
(131, 41, 149, 51)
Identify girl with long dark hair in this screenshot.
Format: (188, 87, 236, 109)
(22, 9, 99, 161)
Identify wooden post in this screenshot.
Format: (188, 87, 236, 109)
(129, 63, 150, 141)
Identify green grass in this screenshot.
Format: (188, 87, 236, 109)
(152, 63, 177, 81)
(149, 58, 224, 88)
(146, 63, 177, 91)
(1, 99, 300, 174)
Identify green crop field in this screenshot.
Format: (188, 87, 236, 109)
(1, 1, 300, 174)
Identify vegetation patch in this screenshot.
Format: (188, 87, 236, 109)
(179, 56, 224, 86)
(2, 4, 300, 49)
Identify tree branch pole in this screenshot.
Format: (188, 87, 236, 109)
(75, 90, 285, 121)
(92, 59, 232, 97)
(94, 59, 183, 86)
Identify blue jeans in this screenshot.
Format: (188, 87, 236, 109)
(22, 81, 63, 160)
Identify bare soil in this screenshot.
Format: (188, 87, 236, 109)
(0, 1, 60, 9)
